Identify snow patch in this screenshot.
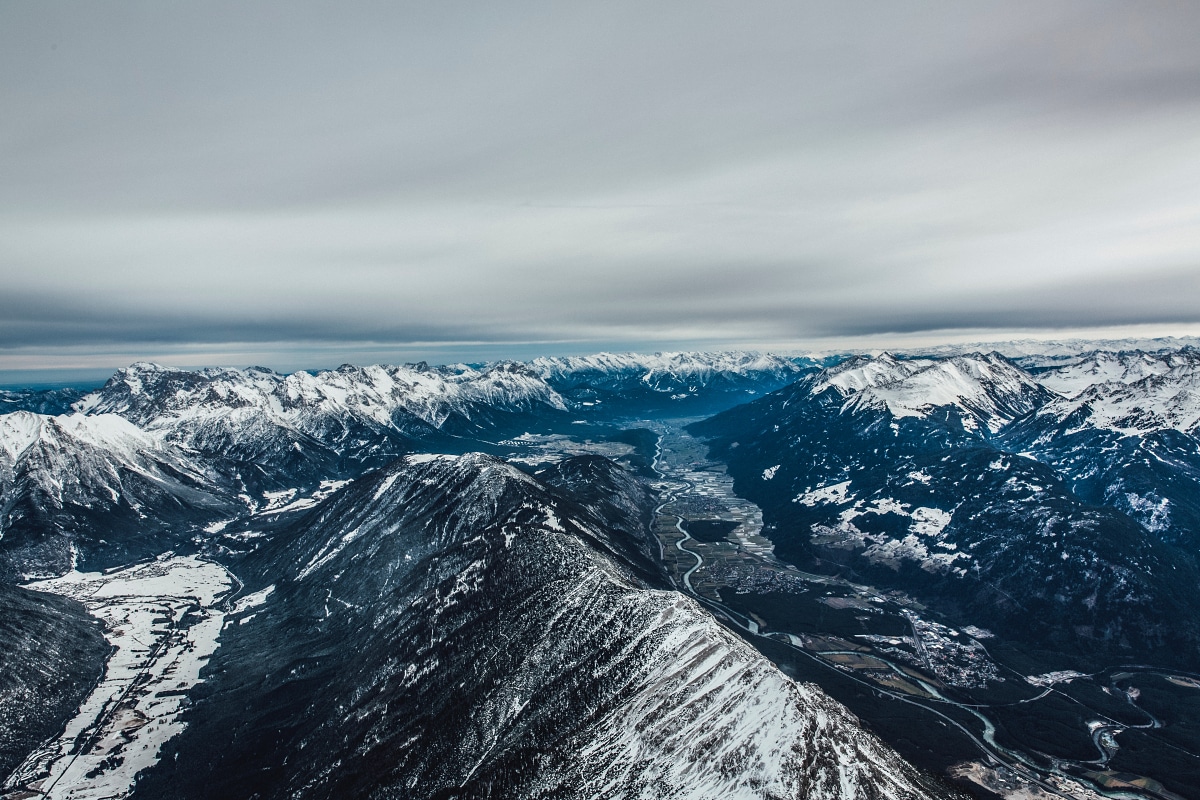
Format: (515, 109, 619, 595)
(7, 556, 233, 800)
(794, 480, 853, 506)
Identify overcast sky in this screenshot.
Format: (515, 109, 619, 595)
(3, 1, 1199, 380)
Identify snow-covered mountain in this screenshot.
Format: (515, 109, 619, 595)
(1001, 348, 1200, 547)
(79, 360, 568, 431)
(131, 453, 950, 800)
(531, 350, 809, 415)
(0, 411, 233, 578)
(73, 361, 571, 488)
(1026, 347, 1200, 436)
(690, 351, 1200, 663)
(810, 352, 1054, 433)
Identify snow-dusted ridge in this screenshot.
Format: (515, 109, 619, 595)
(0, 409, 231, 579)
(811, 352, 1054, 432)
(77, 360, 567, 434)
(531, 350, 804, 384)
(122, 451, 951, 799)
(1028, 348, 1200, 436)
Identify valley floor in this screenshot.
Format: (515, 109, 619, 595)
(644, 420, 1198, 800)
(7, 421, 1200, 800)
(4, 556, 234, 800)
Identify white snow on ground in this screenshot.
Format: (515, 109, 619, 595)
(794, 480, 853, 506)
(1034, 351, 1174, 397)
(253, 479, 355, 515)
(405, 452, 455, 465)
(813, 352, 1048, 432)
(297, 527, 366, 581)
(809, 498, 965, 574)
(4, 555, 233, 800)
(230, 584, 275, 615)
(909, 506, 953, 538)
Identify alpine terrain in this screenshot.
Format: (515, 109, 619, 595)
(4, 344, 1199, 799)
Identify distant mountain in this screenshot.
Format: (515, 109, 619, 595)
(690, 351, 1200, 664)
(1025, 347, 1200, 436)
(1005, 346, 1200, 548)
(1031, 347, 1200, 398)
(0, 386, 92, 417)
(531, 350, 811, 415)
(0, 411, 234, 579)
(134, 453, 951, 800)
(881, 335, 1200, 369)
(811, 351, 1054, 433)
(74, 361, 572, 490)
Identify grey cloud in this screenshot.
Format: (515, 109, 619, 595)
(2, 1, 1199, 370)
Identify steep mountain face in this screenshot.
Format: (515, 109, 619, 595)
(691, 352, 1200, 664)
(75, 361, 571, 490)
(536, 453, 663, 573)
(815, 352, 1055, 433)
(1031, 348, 1199, 398)
(135, 453, 951, 800)
(0, 411, 234, 578)
(1029, 347, 1200, 435)
(0, 583, 109, 779)
(531, 351, 810, 416)
(1008, 347, 1200, 548)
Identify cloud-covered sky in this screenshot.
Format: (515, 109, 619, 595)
(3, 1, 1199, 379)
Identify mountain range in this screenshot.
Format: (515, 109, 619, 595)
(692, 348, 1200, 666)
(4, 345, 1200, 799)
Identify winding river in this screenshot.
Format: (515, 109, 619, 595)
(646, 422, 1186, 800)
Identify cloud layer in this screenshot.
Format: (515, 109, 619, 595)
(3, 1, 1199, 372)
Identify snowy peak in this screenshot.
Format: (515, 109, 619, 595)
(274, 362, 566, 428)
(80, 360, 566, 433)
(75, 363, 283, 421)
(531, 350, 804, 390)
(1029, 348, 1200, 436)
(0, 410, 232, 578)
(0, 411, 161, 468)
(813, 352, 933, 395)
(1034, 348, 1200, 398)
(813, 352, 1054, 431)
